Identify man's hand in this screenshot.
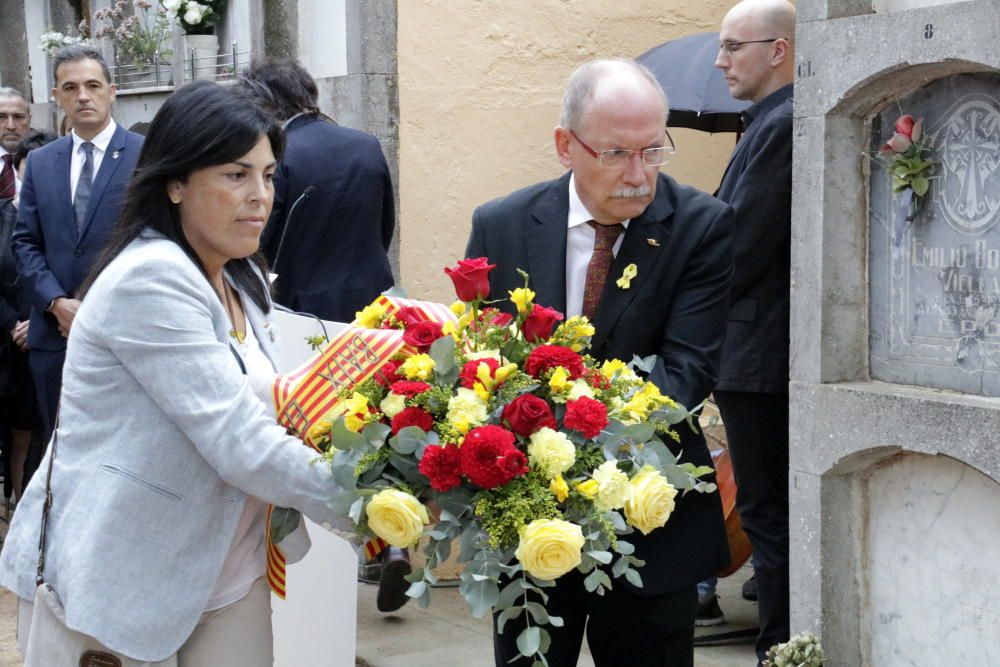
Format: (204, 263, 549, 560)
(50, 297, 81, 337)
(11, 320, 28, 350)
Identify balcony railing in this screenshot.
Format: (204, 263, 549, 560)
(108, 41, 250, 93)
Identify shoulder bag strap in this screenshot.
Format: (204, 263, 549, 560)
(35, 408, 59, 585)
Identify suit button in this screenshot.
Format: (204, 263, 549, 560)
(74, 249, 83, 257)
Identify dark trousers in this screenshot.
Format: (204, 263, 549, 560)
(713, 390, 789, 664)
(494, 570, 697, 667)
(27, 348, 64, 487)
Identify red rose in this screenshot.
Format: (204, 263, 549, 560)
(459, 357, 501, 389)
(394, 306, 425, 327)
(391, 406, 435, 435)
(483, 308, 513, 328)
(418, 444, 463, 492)
(374, 360, 404, 387)
(563, 396, 609, 439)
(524, 345, 586, 379)
(459, 425, 528, 489)
(522, 304, 564, 343)
(444, 257, 496, 302)
(881, 114, 924, 155)
(388, 381, 432, 398)
(404, 320, 445, 352)
(501, 394, 557, 437)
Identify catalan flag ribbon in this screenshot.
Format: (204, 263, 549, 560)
(265, 295, 457, 598)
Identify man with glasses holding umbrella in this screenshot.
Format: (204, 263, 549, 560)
(465, 58, 734, 667)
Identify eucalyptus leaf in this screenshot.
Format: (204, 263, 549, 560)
(516, 626, 541, 658)
(348, 497, 365, 524)
(429, 336, 458, 385)
(406, 581, 428, 599)
(622, 422, 657, 443)
(496, 606, 523, 635)
(269, 507, 301, 544)
(524, 601, 550, 624)
(624, 568, 643, 588)
(612, 555, 629, 578)
(583, 568, 603, 593)
(629, 354, 657, 374)
(586, 550, 613, 565)
(389, 426, 424, 455)
(331, 416, 365, 450)
(388, 452, 421, 484)
(497, 579, 527, 609)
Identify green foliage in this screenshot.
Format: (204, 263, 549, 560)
(763, 632, 824, 667)
(340, 377, 386, 407)
(475, 472, 561, 549)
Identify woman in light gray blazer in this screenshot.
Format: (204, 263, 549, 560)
(0, 81, 346, 665)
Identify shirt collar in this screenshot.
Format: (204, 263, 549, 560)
(567, 173, 630, 230)
(742, 83, 793, 129)
(72, 118, 117, 154)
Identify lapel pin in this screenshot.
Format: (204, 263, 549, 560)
(646, 238, 660, 247)
(111, 150, 120, 160)
(263, 320, 276, 342)
(616, 263, 638, 290)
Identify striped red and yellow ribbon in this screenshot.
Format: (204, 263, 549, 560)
(266, 295, 457, 598)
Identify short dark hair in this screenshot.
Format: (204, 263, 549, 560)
(240, 58, 319, 121)
(12, 130, 58, 170)
(81, 81, 285, 310)
(52, 44, 111, 85)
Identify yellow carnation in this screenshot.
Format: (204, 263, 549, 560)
(550, 474, 569, 502)
(624, 466, 678, 535)
(591, 460, 630, 511)
(400, 354, 436, 380)
(366, 488, 429, 548)
(379, 392, 407, 419)
(446, 387, 488, 434)
(508, 287, 536, 313)
(527, 427, 576, 478)
(514, 518, 585, 580)
(353, 301, 388, 329)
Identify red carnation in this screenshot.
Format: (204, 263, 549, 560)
(394, 306, 425, 327)
(444, 257, 495, 302)
(459, 425, 528, 489)
(524, 345, 586, 379)
(501, 394, 557, 437)
(584, 368, 611, 391)
(522, 304, 564, 343)
(374, 360, 405, 387)
(404, 320, 445, 352)
(388, 381, 432, 398)
(418, 444, 463, 492)
(563, 396, 609, 439)
(391, 406, 435, 435)
(460, 357, 501, 389)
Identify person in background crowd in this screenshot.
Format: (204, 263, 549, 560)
(0, 87, 31, 200)
(239, 57, 408, 613)
(708, 0, 796, 661)
(466, 58, 734, 667)
(11, 45, 143, 482)
(0, 80, 352, 666)
(0, 130, 56, 503)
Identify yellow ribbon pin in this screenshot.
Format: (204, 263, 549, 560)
(616, 263, 638, 289)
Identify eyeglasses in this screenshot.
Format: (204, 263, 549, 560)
(718, 38, 782, 56)
(569, 129, 676, 168)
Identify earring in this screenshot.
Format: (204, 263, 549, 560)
(170, 196, 180, 204)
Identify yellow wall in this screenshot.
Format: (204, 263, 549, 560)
(398, 0, 742, 302)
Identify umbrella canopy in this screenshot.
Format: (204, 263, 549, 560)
(636, 32, 751, 133)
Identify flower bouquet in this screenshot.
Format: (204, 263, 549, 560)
(282, 258, 718, 663)
(878, 113, 935, 246)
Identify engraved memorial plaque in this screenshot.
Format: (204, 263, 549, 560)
(870, 74, 1000, 396)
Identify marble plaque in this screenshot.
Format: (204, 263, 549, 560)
(866, 454, 1000, 665)
(870, 74, 1000, 396)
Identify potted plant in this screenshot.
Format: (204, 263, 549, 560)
(92, 1, 174, 87)
(162, 0, 228, 79)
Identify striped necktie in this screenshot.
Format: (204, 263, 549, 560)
(0, 154, 14, 200)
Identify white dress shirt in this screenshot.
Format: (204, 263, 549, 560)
(564, 173, 630, 318)
(70, 119, 117, 202)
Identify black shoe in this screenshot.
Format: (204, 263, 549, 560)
(695, 594, 726, 627)
(742, 574, 758, 602)
(376, 547, 412, 613)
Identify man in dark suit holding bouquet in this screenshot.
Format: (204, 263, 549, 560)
(465, 58, 734, 667)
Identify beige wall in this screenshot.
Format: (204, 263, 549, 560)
(398, 0, 741, 302)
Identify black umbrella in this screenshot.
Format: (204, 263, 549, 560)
(637, 32, 751, 133)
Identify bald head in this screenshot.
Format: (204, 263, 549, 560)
(560, 59, 668, 131)
(716, 0, 796, 103)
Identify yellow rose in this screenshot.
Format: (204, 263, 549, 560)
(528, 427, 576, 478)
(446, 387, 488, 434)
(380, 392, 407, 419)
(550, 474, 569, 502)
(353, 302, 388, 329)
(400, 354, 436, 380)
(591, 460, 630, 511)
(624, 466, 678, 535)
(449, 300, 467, 317)
(576, 479, 599, 499)
(515, 518, 585, 580)
(366, 488, 429, 548)
(509, 287, 536, 313)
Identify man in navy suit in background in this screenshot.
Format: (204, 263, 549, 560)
(240, 58, 395, 324)
(13, 44, 143, 471)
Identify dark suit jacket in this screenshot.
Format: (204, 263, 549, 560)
(262, 115, 394, 323)
(466, 171, 734, 595)
(715, 84, 793, 394)
(12, 123, 143, 352)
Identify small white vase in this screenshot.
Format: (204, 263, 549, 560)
(183, 33, 219, 80)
